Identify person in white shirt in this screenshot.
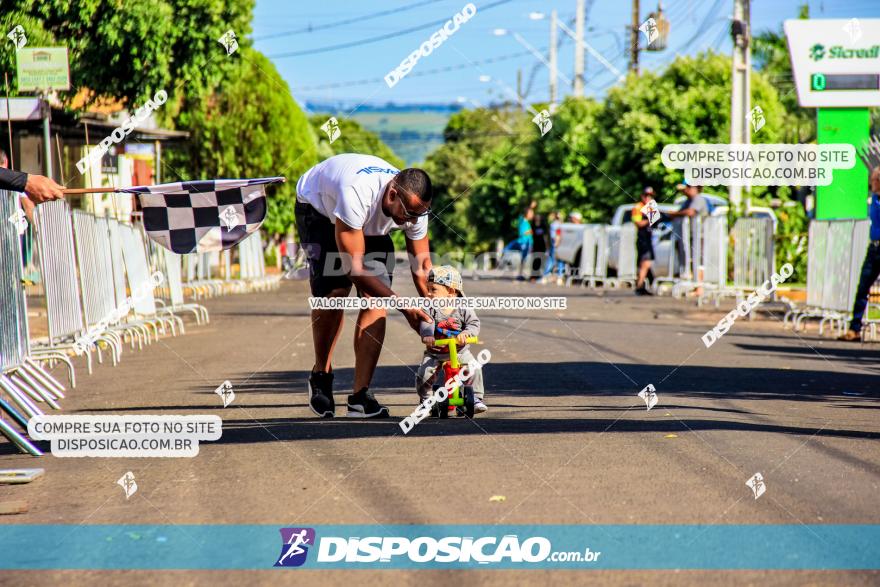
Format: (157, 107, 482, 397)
(295, 153, 433, 418)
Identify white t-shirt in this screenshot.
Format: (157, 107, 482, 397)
(295, 153, 428, 240)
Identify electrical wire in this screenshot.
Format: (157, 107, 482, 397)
(267, 0, 514, 59)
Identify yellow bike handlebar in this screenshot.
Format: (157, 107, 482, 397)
(432, 336, 479, 347)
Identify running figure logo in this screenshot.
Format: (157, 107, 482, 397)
(214, 380, 235, 408)
(639, 17, 659, 45)
(7, 25, 27, 50)
(275, 528, 316, 567)
(748, 106, 766, 134)
(746, 473, 766, 499)
(320, 117, 341, 144)
(532, 110, 552, 137)
(638, 384, 658, 411)
(8, 209, 28, 235)
(219, 206, 242, 230)
(218, 29, 239, 55)
(117, 471, 138, 499)
(641, 200, 660, 226)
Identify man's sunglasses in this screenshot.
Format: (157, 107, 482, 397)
(393, 187, 431, 219)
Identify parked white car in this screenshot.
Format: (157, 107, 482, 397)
(556, 194, 776, 278)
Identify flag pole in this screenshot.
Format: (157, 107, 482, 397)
(62, 187, 119, 194)
(4, 73, 13, 169)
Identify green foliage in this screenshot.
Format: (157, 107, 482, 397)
(309, 116, 404, 169)
(165, 48, 318, 236)
(2, 1, 253, 108)
(774, 203, 809, 282)
(423, 107, 525, 251)
(425, 49, 807, 285)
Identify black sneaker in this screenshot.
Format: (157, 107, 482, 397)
(635, 286, 653, 296)
(346, 388, 389, 418)
(308, 371, 335, 418)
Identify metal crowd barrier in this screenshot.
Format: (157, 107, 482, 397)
(614, 223, 637, 288)
(694, 216, 731, 306)
(732, 217, 775, 291)
(1, 190, 67, 456)
(787, 219, 871, 337)
(119, 223, 183, 336)
(157, 247, 209, 324)
(31, 200, 86, 379)
(654, 216, 692, 294)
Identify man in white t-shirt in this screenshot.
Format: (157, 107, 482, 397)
(295, 153, 433, 418)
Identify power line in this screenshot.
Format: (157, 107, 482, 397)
(291, 48, 537, 91)
(267, 0, 514, 59)
(254, 0, 447, 41)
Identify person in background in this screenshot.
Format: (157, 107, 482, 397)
(631, 187, 656, 296)
(568, 211, 583, 224)
(545, 211, 565, 285)
(530, 213, 548, 282)
(839, 165, 880, 342)
(0, 149, 64, 204)
(503, 204, 535, 279)
(666, 183, 709, 283)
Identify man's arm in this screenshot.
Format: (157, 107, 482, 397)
(0, 167, 28, 192)
(335, 221, 397, 298)
(0, 168, 64, 204)
(335, 221, 430, 331)
(405, 235, 432, 297)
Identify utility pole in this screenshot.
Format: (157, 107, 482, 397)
(629, 0, 640, 73)
(517, 68, 523, 111)
(574, 0, 585, 97)
(729, 0, 751, 212)
(549, 9, 558, 107)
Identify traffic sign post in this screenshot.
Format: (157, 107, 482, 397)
(785, 18, 879, 220)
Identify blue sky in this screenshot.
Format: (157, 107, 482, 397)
(252, 0, 880, 108)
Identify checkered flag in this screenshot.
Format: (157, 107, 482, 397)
(120, 177, 285, 254)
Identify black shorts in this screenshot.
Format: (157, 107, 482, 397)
(636, 234, 655, 262)
(295, 202, 394, 297)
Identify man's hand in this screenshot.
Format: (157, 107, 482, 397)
(422, 336, 435, 347)
(24, 174, 64, 204)
(401, 307, 430, 332)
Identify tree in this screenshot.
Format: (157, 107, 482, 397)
(166, 48, 318, 236)
(309, 116, 404, 169)
(2, 1, 253, 109)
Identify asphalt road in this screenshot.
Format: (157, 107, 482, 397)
(2, 273, 879, 586)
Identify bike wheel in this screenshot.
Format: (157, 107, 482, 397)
(464, 386, 475, 419)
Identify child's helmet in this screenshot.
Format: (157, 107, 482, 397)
(428, 265, 464, 296)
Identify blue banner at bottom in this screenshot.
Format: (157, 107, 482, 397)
(0, 525, 877, 570)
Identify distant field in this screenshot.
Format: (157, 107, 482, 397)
(351, 111, 451, 165)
